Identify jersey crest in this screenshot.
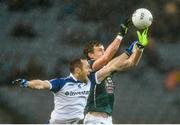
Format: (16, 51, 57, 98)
(104, 76, 115, 94)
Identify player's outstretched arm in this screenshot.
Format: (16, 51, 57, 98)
(96, 47, 143, 82)
(92, 18, 132, 71)
(108, 28, 149, 69)
(12, 79, 50, 90)
(108, 28, 149, 71)
(96, 28, 149, 83)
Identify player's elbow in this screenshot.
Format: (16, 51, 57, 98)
(103, 56, 110, 64)
(29, 80, 49, 90)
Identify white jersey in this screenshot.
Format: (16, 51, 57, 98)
(48, 73, 97, 124)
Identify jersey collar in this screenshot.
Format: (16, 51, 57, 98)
(69, 73, 87, 85)
(69, 73, 78, 82)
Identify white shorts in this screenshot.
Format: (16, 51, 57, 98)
(49, 118, 80, 124)
(83, 112, 113, 124)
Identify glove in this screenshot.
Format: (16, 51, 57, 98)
(12, 79, 29, 87)
(136, 28, 149, 49)
(118, 18, 132, 37)
(125, 41, 137, 56)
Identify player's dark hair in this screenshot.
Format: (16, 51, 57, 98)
(69, 58, 83, 73)
(83, 41, 102, 59)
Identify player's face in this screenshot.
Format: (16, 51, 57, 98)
(91, 45, 105, 60)
(80, 60, 91, 83)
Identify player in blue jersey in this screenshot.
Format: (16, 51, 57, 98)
(83, 28, 149, 124)
(12, 33, 145, 124)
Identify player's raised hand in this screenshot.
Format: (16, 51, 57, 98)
(136, 28, 149, 47)
(118, 18, 132, 37)
(12, 79, 29, 87)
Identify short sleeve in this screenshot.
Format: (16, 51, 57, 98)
(49, 78, 66, 93)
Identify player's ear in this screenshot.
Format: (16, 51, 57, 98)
(74, 67, 81, 74)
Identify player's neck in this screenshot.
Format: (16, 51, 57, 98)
(73, 73, 87, 84)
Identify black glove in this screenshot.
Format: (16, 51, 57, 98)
(118, 18, 133, 37)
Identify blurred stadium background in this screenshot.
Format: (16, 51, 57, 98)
(0, 0, 180, 123)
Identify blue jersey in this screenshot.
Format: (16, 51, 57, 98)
(48, 73, 97, 124)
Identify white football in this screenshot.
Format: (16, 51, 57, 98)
(132, 8, 153, 29)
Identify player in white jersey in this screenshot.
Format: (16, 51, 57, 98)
(13, 59, 94, 124)
(48, 73, 92, 123)
(12, 35, 145, 124)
